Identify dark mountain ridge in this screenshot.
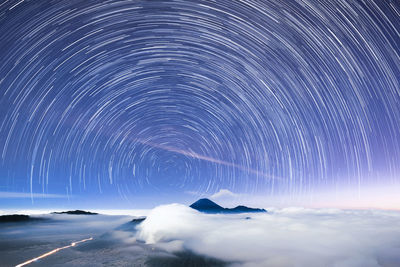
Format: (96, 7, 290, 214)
(190, 198, 266, 214)
(52, 210, 98, 215)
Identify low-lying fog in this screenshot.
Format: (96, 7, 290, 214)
(1, 205, 400, 267)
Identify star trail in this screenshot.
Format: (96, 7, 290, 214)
(0, 0, 399, 208)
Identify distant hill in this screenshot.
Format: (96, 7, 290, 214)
(190, 198, 225, 213)
(0, 214, 46, 223)
(190, 198, 266, 214)
(131, 217, 146, 223)
(52, 210, 98, 215)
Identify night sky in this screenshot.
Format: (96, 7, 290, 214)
(0, 0, 399, 209)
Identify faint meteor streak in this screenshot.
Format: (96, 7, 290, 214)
(15, 237, 93, 267)
(138, 140, 281, 180)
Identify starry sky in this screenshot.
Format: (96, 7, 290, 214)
(0, 0, 399, 209)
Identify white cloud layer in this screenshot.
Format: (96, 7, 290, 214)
(136, 204, 400, 267)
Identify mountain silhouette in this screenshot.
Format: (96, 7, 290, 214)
(190, 198, 266, 214)
(52, 210, 98, 215)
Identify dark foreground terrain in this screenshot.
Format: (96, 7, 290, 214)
(0, 213, 228, 267)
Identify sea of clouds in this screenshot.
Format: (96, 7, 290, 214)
(136, 204, 400, 267)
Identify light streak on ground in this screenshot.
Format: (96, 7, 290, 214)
(15, 237, 93, 267)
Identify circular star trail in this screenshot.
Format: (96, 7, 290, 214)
(0, 0, 399, 202)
